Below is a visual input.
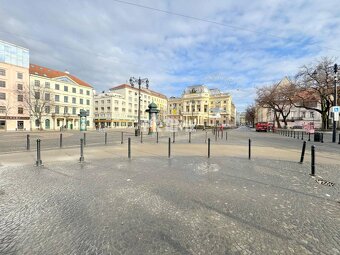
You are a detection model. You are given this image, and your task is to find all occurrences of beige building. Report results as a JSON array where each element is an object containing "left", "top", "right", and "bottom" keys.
[
  {"left": 0, "top": 40, "right": 30, "bottom": 131},
  {"left": 94, "top": 84, "right": 167, "bottom": 128},
  {"left": 168, "top": 85, "right": 236, "bottom": 127},
  {"left": 29, "top": 64, "right": 94, "bottom": 130}
]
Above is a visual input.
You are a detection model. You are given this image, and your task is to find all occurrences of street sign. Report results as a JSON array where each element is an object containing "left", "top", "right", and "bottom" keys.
[{"left": 331, "top": 106, "right": 340, "bottom": 113}]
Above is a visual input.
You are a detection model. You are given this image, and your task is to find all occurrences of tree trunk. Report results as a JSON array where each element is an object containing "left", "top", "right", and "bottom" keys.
[
  {"left": 322, "top": 112, "right": 328, "bottom": 130},
  {"left": 275, "top": 112, "right": 281, "bottom": 128}
]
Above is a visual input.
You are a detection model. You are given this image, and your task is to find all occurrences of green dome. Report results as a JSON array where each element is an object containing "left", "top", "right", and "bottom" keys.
[{"left": 148, "top": 102, "right": 158, "bottom": 108}]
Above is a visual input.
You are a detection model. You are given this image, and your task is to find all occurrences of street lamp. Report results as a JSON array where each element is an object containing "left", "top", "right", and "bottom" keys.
[
  {"left": 332, "top": 64, "right": 338, "bottom": 143},
  {"left": 129, "top": 77, "right": 149, "bottom": 136}
]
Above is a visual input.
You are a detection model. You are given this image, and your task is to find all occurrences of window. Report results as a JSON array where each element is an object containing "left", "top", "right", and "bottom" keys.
[
  {"left": 86, "top": 99, "right": 90, "bottom": 105},
  {"left": 114, "top": 107, "right": 119, "bottom": 111},
  {"left": 310, "top": 112, "right": 314, "bottom": 118},
  {"left": 80, "top": 98, "right": 83, "bottom": 104},
  {"left": 64, "top": 106, "right": 68, "bottom": 114},
  {"left": 95, "top": 107, "right": 98, "bottom": 111},
  {"left": 18, "top": 95, "right": 23, "bottom": 102},
  {"left": 0, "top": 81, "right": 5, "bottom": 87},
  {"left": 18, "top": 107, "right": 23, "bottom": 114},
  {"left": 72, "top": 87, "right": 76, "bottom": 93},
  {"left": 101, "top": 107, "right": 104, "bottom": 111},
  {"left": 64, "top": 86, "right": 68, "bottom": 92},
  {"left": 17, "top": 73, "right": 23, "bottom": 79},
  {"left": 45, "top": 93, "right": 50, "bottom": 101},
  {"left": 17, "top": 84, "right": 23, "bottom": 90},
  {"left": 0, "top": 69, "right": 5, "bottom": 76},
  {"left": 0, "top": 106, "right": 6, "bottom": 113},
  {"left": 107, "top": 100, "right": 111, "bottom": 103},
  {"left": 54, "top": 95, "right": 60, "bottom": 102},
  {"left": 122, "top": 108, "right": 126, "bottom": 112},
  {"left": 64, "top": 96, "right": 68, "bottom": 103},
  {"left": 34, "top": 80, "right": 40, "bottom": 86},
  {"left": 107, "top": 107, "right": 111, "bottom": 110},
  {"left": 86, "top": 90, "right": 90, "bottom": 96},
  {"left": 55, "top": 106, "right": 59, "bottom": 114},
  {"left": 101, "top": 100, "right": 104, "bottom": 104},
  {"left": 72, "top": 97, "right": 76, "bottom": 104},
  {"left": 72, "top": 107, "right": 77, "bottom": 115},
  {"left": 45, "top": 82, "right": 50, "bottom": 88},
  {"left": 45, "top": 106, "right": 50, "bottom": 113},
  {"left": 55, "top": 84, "right": 60, "bottom": 90},
  {"left": 34, "top": 92, "right": 40, "bottom": 99},
  {"left": 80, "top": 89, "right": 83, "bottom": 94},
  {"left": 95, "top": 101, "right": 98, "bottom": 104}
]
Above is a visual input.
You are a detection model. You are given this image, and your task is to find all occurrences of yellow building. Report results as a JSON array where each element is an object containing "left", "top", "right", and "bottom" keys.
[
  {"left": 0, "top": 40, "right": 30, "bottom": 131},
  {"left": 29, "top": 64, "right": 94, "bottom": 130},
  {"left": 168, "top": 85, "right": 236, "bottom": 127},
  {"left": 94, "top": 84, "right": 167, "bottom": 128}
]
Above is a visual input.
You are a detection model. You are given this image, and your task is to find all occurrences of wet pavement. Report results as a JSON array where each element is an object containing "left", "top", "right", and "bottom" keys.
[{"left": 0, "top": 128, "right": 339, "bottom": 255}]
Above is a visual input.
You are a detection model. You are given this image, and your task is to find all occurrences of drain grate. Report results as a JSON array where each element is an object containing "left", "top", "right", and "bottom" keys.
[{"left": 315, "top": 178, "right": 335, "bottom": 187}]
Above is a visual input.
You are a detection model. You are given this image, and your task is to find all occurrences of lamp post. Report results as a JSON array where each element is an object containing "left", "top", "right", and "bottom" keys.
[
  {"left": 129, "top": 77, "right": 149, "bottom": 136},
  {"left": 332, "top": 64, "right": 338, "bottom": 143}
]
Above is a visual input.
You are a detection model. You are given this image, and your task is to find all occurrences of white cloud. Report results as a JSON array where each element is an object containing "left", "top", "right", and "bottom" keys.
[{"left": 0, "top": 0, "right": 339, "bottom": 112}]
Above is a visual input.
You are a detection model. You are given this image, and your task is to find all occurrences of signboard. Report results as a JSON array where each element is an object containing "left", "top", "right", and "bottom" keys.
[
  {"left": 331, "top": 106, "right": 340, "bottom": 113},
  {"left": 304, "top": 122, "right": 315, "bottom": 134}
]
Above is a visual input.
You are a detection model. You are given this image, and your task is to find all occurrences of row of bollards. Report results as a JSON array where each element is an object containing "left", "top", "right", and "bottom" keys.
[
  {"left": 31, "top": 134, "right": 318, "bottom": 177},
  {"left": 279, "top": 129, "right": 325, "bottom": 143}
]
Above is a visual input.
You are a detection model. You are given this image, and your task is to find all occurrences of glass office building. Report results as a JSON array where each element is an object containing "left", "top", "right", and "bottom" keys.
[{"left": 0, "top": 40, "right": 29, "bottom": 68}]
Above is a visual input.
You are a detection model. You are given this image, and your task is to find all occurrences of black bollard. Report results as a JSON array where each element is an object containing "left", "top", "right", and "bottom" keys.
[
  {"left": 189, "top": 132, "right": 191, "bottom": 143},
  {"left": 226, "top": 131, "right": 228, "bottom": 141},
  {"left": 35, "top": 139, "right": 42, "bottom": 166},
  {"left": 156, "top": 132, "right": 159, "bottom": 143},
  {"left": 83, "top": 133, "right": 86, "bottom": 146},
  {"left": 308, "top": 133, "right": 311, "bottom": 141},
  {"left": 168, "top": 137, "right": 171, "bottom": 158},
  {"left": 301, "top": 132, "right": 304, "bottom": 140},
  {"left": 294, "top": 131, "right": 296, "bottom": 138},
  {"left": 321, "top": 133, "right": 324, "bottom": 143},
  {"left": 128, "top": 137, "right": 131, "bottom": 159},
  {"left": 121, "top": 132, "right": 123, "bottom": 144},
  {"left": 173, "top": 132, "right": 175, "bottom": 143},
  {"left": 297, "top": 132, "right": 300, "bottom": 139},
  {"left": 311, "top": 145, "right": 315, "bottom": 176},
  {"left": 299, "top": 141, "right": 306, "bottom": 164},
  {"left": 208, "top": 138, "right": 211, "bottom": 158},
  {"left": 105, "top": 132, "right": 107, "bottom": 145},
  {"left": 26, "top": 134, "right": 30, "bottom": 150},
  {"left": 205, "top": 131, "right": 207, "bottom": 144},
  {"left": 221, "top": 130, "right": 223, "bottom": 139},
  {"left": 248, "top": 139, "right": 251, "bottom": 160},
  {"left": 338, "top": 134, "right": 340, "bottom": 144},
  {"left": 60, "top": 133, "right": 63, "bottom": 148},
  {"left": 215, "top": 128, "right": 217, "bottom": 141},
  {"left": 79, "top": 138, "right": 84, "bottom": 162},
  {"left": 140, "top": 132, "right": 143, "bottom": 143}
]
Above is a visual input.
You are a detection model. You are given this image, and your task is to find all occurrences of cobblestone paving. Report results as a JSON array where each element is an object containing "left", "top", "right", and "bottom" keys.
[{"left": 0, "top": 153, "right": 339, "bottom": 254}]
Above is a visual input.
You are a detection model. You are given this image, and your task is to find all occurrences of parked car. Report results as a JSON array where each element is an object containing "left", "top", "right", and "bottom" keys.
[{"left": 255, "top": 122, "right": 269, "bottom": 132}]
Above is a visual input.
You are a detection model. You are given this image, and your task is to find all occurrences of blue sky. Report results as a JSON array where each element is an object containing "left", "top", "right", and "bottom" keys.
[{"left": 0, "top": 0, "right": 339, "bottom": 111}]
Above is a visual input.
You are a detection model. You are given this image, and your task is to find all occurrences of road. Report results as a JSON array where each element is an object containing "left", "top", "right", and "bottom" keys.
[{"left": 0, "top": 127, "right": 339, "bottom": 254}]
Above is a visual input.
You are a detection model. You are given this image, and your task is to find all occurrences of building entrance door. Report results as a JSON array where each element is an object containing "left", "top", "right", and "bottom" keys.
[{"left": 17, "top": 121, "right": 24, "bottom": 130}]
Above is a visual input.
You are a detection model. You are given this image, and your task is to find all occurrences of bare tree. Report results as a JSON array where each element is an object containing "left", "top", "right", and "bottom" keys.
[
  {"left": 293, "top": 57, "right": 337, "bottom": 129},
  {"left": 24, "top": 83, "right": 54, "bottom": 130},
  {"left": 245, "top": 104, "right": 256, "bottom": 127},
  {"left": 0, "top": 96, "right": 14, "bottom": 131},
  {"left": 255, "top": 79, "right": 295, "bottom": 128}
]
